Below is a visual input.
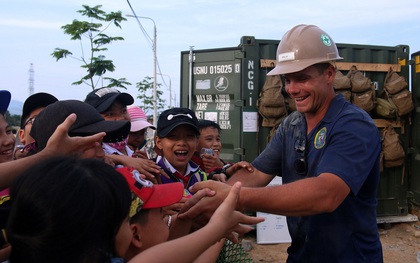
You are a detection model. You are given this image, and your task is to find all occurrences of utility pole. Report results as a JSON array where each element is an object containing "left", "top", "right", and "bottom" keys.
[
  {"left": 126, "top": 14, "right": 157, "bottom": 126},
  {"left": 188, "top": 46, "right": 194, "bottom": 109}
]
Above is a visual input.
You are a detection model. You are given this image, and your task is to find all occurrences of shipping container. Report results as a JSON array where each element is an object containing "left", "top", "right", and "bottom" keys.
[
  {"left": 409, "top": 51, "right": 420, "bottom": 207},
  {"left": 180, "top": 36, "right": 417, "bottom": 218}
]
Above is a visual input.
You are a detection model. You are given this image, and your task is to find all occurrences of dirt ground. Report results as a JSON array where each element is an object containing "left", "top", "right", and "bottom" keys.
[{"left": 243, "top": 206, "right": 420, "bottom": 263}]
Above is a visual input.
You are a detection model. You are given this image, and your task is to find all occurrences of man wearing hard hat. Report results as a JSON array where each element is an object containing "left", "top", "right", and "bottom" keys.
[{"left": 182, "top": 24, "right": 383, "bottom": 262}]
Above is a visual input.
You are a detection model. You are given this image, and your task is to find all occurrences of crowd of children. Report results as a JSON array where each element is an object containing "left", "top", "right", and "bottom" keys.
[{"left": 0, "top": 88, "right": 259, "bottom": 263}]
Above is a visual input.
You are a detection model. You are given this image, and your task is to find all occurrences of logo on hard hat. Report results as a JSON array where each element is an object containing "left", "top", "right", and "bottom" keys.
[{"left": 320, "top": 34, "right": 332, "bottom": 47}]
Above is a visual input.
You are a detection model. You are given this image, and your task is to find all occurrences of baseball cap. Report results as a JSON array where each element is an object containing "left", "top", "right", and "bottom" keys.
[
  {"left": 0, "top": 90, "right": 11, "bottom": 115},
  {"left": 127, "top": 105, "right": 155, "bottom": 132},
  {"left": 30, "top": 100, "right": 130, "bottom": 151},
  {"left": 20, "top": 92, "right": 58, "bottom": 128},
  {"left": 84, "top": 87, "right": 134, "bottom": 113},
  {"left": 116, "top": 166, "right": 184, "bottom": 217},
  {"left": 157, "top": 107, "right": 199, "bottom": 137}
]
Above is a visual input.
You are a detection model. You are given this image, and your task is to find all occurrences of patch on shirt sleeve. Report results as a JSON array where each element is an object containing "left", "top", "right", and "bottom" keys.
[{"left": 314, "top": 127, "right": 327, "bottom": 149}]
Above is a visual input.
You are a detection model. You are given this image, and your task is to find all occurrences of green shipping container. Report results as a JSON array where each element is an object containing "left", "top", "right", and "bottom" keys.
[
  {"left": 180, "top": 36, "right": 415, "bottom": 218},
  {"left": 409, "top": 51, "right": 420, "bottom": 207}
]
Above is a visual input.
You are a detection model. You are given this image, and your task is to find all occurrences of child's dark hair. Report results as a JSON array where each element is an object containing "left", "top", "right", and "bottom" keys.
[
  {"left": 197, "top": 119, "right": 221, "bottom": 133},
  {"left": 6, "top": 156, "right": 131, "bottom": 263},
  {"left": 129, "top": 208, "right": 151, "bottom": 225}
]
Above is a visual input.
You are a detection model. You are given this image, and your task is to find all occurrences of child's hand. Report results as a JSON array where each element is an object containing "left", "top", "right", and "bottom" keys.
[
  {"left": 227, "top": 161, "right": 254, "bottom": 176},
  {"left": 104, "top": 156, "right": 115, "bottom": 167},
  {"left": 208, "top": 182, "right": 264, "bottom": 243},
  {"left": 163, "top": 197, "right": 188, "bottom": 215},
  {"left": 201, "top": 154, "right": 224, "bottom": 172},
  {"left": 45, "top": 113, "right": 105, "bottom": 155},
  {"left": 180, "top": 188, "right": 216, "bottom": 215},
  {"left": 132, "top": 149, "right": 148, "bottom": 159},
  {"left": 211, "top": 173, "right": 227, "bottom": 183}
]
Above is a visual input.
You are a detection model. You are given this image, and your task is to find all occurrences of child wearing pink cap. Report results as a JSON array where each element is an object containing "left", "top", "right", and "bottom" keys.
[{"left": 126, "top": 105, "right": 155, "bottom": 158}]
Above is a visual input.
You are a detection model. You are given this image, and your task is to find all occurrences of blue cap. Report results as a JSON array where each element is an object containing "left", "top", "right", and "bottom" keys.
[{"left": 0, "top": 90, "right": 11, "bottom": 115}]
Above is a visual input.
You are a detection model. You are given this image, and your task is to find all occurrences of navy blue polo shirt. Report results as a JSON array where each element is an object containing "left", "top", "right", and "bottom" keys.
[{"left": 253, "top": 94, "right": 383, "bottom": 262}]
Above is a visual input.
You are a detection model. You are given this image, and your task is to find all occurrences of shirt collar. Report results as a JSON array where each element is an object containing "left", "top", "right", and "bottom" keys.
[
  {"left": 163, "top": 157, "right": 199, "bottom": 176},
  {"left": 320, "top": 93, "right": 347, "bottom": 124}
]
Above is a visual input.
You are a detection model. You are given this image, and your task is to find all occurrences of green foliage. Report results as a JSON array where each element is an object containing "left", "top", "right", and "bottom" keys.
[
  {"left": 51, "top": 5, "right": 130, "bottom": 90},
  {"left": 136, "top": 76, "right": 166, "bottom": 116},
  {"left": 105, "top": 77, "right": 131, "bottom": 89}
]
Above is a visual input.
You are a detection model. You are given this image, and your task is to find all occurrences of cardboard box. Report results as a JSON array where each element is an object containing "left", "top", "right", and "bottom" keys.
[{"left": 256, "top": 177, "right": 291, "bottom": 244}]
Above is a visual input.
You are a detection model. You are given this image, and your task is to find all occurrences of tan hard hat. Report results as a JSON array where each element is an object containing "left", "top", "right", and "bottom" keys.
[{"left": 267, "top": 24, "right": 343, "bottom": 76}]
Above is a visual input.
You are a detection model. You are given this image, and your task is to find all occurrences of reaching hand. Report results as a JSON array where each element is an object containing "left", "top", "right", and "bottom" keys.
[
  {"left": 227, "top": 161, "right": 254, "bottom": 175},
  {"left": 211, "top": 173, "right": 227, "bottom": 182},
  {"left": 109, "top": 155, "right": 162, "bottom": 183},
  {"left": 132, "top": 149, "right": 149, "bottom": 159},
  {"left": 178, "top": 180, "right": 231, "bottom": 222},
  {"left": 44, "top": 114, "right": 105, "bottom": 156},
  {"left": 163, "top": 197, "right": 188, "bottom": 216},
  {"left": 201, "top": 154, "right": 224, "bottom": 172},
  {"left": 208, "top": 182, "right": 264, "bottom": 243}
]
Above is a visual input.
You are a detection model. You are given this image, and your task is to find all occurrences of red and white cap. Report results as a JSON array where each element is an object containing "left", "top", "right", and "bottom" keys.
[
  {"left": 127, "top": 105, "right": 156, "bottom": 132},
  {"left": 116, "top": 166, "right": 183, "bottom": 217}
]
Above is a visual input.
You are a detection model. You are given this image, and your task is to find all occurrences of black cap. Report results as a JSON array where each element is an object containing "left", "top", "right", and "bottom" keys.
[
  {"left": 157, "top": 108, "right": 199, "bottom": 137},
  {"left": 30, "top": 100, "right": 130, "bottom": 151},
  {"left": 20, "top": 92, "right": 58, "bottom": 128},
  {"left": 84, "top": 87, "right": 134, "bottom": 113},
  {"left": 0, "top": 90, "right": 11, "bottom": 115}
]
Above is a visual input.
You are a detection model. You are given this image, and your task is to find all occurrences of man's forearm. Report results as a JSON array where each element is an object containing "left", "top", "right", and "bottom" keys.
[{"left": 227, "top": 168, "right": 273, "bottom": 187}]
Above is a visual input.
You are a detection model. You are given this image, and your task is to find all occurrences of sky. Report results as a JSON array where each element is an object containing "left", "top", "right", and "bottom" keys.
[{"left": 1, "top": 0, "right": 420, "bottom": 113}]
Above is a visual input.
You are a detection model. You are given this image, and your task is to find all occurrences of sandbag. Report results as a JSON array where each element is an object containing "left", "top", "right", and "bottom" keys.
[
  {"left": 352, "top": 88, "right": 375, "bottom": 113},
  {"left": 334, "top": 70, "right": 351, "bottom": 90},
  {"left": 335, "top": 89, "right": 351, "bottom": 101},
  {"left": 384, "top": 67, "right": 408, "bottom": 95},
  {"left": 258, "top": 75, "right": 284, "bottom": 107},
  {"left": 382, "top": 126, "right": 405, "bottom": 168},
  {"left": 258, "top": 75, "right": 287, "bottom": 127},
  {"left": 374, "top": 98, "right": 396, "bottom": 119},
  {"left": 389, "top": 89, "right": 414, "bottom": 117},
  {"left": 348, "top": 66, "right": 372, "bottom": 93}
]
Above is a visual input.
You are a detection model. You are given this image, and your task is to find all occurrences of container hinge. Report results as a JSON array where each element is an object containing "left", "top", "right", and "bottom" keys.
[
  {"left": 234, "top": 50, "right": 245, "bottom": 59},
  {"left": 234, "top": 99, "right": 245, "bottom": 107},
  {"left": 240, "top": 36, "right": 256, "bottom": 46}
]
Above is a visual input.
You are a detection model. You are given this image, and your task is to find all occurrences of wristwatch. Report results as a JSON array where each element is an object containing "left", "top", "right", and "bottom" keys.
[{"left": 220, "top": 163, "right": 233, "bottom": 177}]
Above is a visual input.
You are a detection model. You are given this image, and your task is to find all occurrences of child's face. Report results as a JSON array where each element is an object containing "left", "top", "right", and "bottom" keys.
[
  {"left": 135, "top": 208, "right": 169, "bottom": 252},
  {"left": 197, "top": 127, "right": 221, "bottom": 157},
  {"left": 101, "top": 101, "right": 129, "bottom": 121},
  {"left": 18, "top": 107, "right": 44, "bottom": 145},
  {"left": 156, "top": 125, "right": 198, "bottom": 174},
  {"left": 79, "top": 141, "right": 105, "bottom": 160},
  {"left": 128, "top": 129, "right": 146, "bottom": 149},
  {"left": 0, "top": 114, "right": 15, "bottom": 163}
]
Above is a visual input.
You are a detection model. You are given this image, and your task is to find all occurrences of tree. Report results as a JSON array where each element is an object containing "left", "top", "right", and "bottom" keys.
[
  {"left": 4, "top": 111, "right": 21, "bottom": 130},
  {"left": 136, "top": 76, "right": 166, "bottom": 116},
  {"left": 51, "top": 5, "right": 130, "bottom": 90}
]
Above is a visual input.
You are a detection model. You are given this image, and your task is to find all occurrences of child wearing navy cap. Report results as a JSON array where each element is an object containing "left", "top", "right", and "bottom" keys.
[{"left": 154, "top": 108, "right": 207, "bottom": 212}]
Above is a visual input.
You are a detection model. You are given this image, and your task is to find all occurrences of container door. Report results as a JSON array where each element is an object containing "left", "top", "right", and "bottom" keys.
[{"left": 180, "top": 48, "right": 244, "bottom": 163}]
